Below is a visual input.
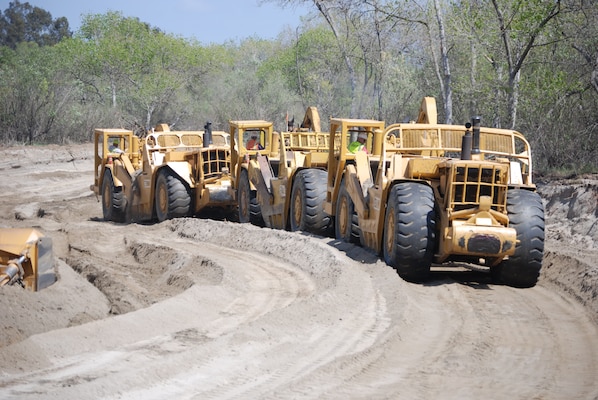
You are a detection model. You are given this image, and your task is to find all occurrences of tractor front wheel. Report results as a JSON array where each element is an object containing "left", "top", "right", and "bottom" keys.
[
  {"left": 155, "top": 169, "right": 191, "bottom": 222},
  {"left": 289, "top": 169, "right": 330, "bottom": 235},
  {"left": 237, "top": 169, "right": 263, "bottom": 225},
  {"left": 383, "top": 182, "right": 436, "bottom": 282},
  {"left": 491, "top": 189, "right": 545, "bottom": 288},
  {"left": 101, "top": 170, "right": 126, "bottom": 222},
  {"left": 335, "top": 179, "right": 359, "bottom": 243}
]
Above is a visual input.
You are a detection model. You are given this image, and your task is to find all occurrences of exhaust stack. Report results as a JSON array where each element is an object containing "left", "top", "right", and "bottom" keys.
[
  {"left": 461, "top": 122, "right": 472, "bottom": 160},
  {"left": 203, "top": 121, "right": 213, "bottom": 147},
  {"left": 471, "top": 116, "right": 481, "bottom": 155}
]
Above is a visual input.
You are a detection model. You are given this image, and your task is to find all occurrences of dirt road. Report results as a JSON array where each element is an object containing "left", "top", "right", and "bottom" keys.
[{"left": 1, "top": 144, "right": 597, "bottom": 399}]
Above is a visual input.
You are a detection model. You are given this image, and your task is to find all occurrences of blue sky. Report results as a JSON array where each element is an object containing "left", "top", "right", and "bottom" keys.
[{"left": 7, "top": 0, "right": 313, "bottom": 44}]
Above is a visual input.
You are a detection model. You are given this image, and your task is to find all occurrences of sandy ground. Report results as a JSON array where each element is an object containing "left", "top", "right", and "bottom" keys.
[{"left": 0, "top": 143, "right": 597, "bottom": 399}]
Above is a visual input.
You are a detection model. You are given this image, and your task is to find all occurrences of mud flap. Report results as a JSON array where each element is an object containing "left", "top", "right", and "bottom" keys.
[
  {"left": 249, "top": 154, "right": 274, "bottom": 205},
  {"left": 344, "top": 151, "right": 373, "bottom": 219}
]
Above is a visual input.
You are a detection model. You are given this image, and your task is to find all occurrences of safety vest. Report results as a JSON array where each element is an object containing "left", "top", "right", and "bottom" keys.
[{"left": 348, "top": 141, "right": 365, "bottom": 153}]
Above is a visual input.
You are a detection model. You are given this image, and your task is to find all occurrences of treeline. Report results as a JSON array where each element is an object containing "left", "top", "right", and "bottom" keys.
[{"left": 0, "top": 0, "right": 597, "bottom": 174}]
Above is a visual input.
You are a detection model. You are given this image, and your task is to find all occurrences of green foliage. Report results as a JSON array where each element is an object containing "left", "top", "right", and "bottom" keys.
[
  {"left": 0, "top": 41, "right": 75, "bottom": 143},
  {"left": 260, "top": 26, "right": 345, "bottom": 118},
  {"left": 0, "top": 0, "right": 71, "bottom": 49},
  {"left": 0, "top": 2, "right": 596, "bottom": 173},
  {"left": 379, "top": 52, "right": 427, "bottom": 123},
  {"left": 65, "top": 12, "right": 211, "bottom": 131}
]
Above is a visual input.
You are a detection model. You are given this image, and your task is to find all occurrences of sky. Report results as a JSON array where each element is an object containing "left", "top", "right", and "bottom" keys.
[{"left": 5, "top": 0, "right": 313, "bottom": 44}]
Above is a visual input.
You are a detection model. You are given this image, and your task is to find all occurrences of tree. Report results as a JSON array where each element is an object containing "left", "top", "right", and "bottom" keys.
[
  {"left": 0, "top": 0, "right": 71, "bottom": 49},
  {"left": 266, "top": 26, "right": 348, "bottom": 119},
  {"left": 0, "top": 42, "right": 72, "bottom": 143},
  {"left": 523, "top": 0, "right": 598, "bottom": 172},
  {"left": 432, "top": 0, "right": 452, "bottom": 123},
  {"left": 564, "top": 0, "right": 598, "bottom": 96},
  {"left": 311, "top": 0, "right": 361, "bottom": 116},
  {"left": 461, "top": 0, "right": 561, "bottom": 128},
  {"left": 66, "top": 12, "right": 203, "bottom": 130},
  {"left": 362, "top": 0, "right": 453, "bottom": 123}
]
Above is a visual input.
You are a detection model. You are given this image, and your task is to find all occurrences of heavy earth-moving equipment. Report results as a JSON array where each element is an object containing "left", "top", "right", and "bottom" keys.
[
  {"left": 228, "top": 120, "right": 278, "bottom": 225},
  {"left": 231, "top": 106, "right": 327, "bottom": 228},
  {"left": 0, "top": 228, "right": 54, "bottom": 291},
  {"left": 299, "top": 106, "right": 322, "bottom": 132},
  {"left": 324, "top": 97, "right": 544, "bottom": 287},
  {"left": 91, "top": 123, "right": 235, "bottom": 222},
  {"left": 243, "top": 107, "right": 335, "bottom": 235}
]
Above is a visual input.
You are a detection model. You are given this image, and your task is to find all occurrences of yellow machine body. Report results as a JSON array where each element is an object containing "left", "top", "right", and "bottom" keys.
[{"left": 0, "top": 228, "right": 54, "bottom": 291}]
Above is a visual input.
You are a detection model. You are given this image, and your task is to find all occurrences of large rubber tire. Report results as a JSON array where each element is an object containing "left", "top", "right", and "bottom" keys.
[
  {"left": 491, "top": 189, "right": 545, "bottom": 288},
  {"left": 249, "top": 193, "right": 264, "bottom": 226},
  {"left": 237, "top": 170, "right": 263, "bottom": 225},
  {"left": 383, "top": 182, "right": 436, "bottom": 283},
  {"left": 335, "top": 179, "right": 360, "bottom": 244},
  {"left": 154, "top": 169, "right": 191, "bottom": 222},
  {"left": 101, "top": 170, "right": 126, "bottom": 222},
  {"left": 289, "top": 169, "right": 330, "bottom": 236}
]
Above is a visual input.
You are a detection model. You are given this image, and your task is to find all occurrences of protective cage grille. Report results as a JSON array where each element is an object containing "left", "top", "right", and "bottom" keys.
[
  {"left": 201, "top": 149, "right": 231, "bottom": 179},
  {"left": 448, "top": 163, "right": 509, "bottom": 212}
]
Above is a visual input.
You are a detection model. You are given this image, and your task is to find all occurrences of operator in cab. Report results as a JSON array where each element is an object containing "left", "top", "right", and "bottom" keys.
[
  {"left": 246, "top": 134, "right": 264, "bottom": 150},
  {"left": 109, "top": 140, "right": 124, "bottom": 154},
  {"left": 348, "top": 132, "right": 368, "bottom": 153}
]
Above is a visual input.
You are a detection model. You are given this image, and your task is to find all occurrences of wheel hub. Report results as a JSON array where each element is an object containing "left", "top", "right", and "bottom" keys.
[
  {"left": 385, "top": 211, "right": 395, "bottom": 255},
  {"left": 293, "top": 192, "right": 302, "bottom": 226},
  {"left": 158, "top": 184, "right": 167, "bottom": 214}
]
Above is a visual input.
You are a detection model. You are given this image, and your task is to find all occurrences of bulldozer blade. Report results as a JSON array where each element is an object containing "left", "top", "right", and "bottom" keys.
[{"left": 0, "top": 228, "right": 55, "bottom": 291}]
